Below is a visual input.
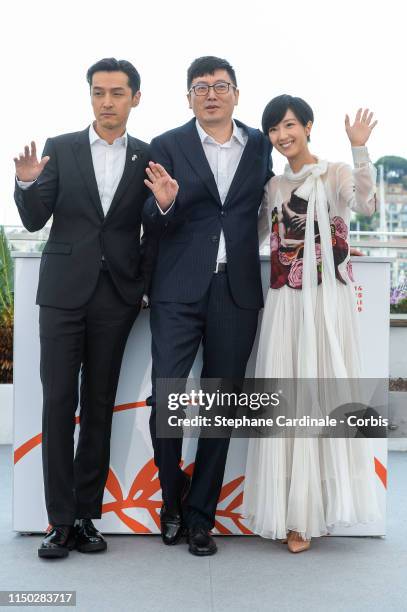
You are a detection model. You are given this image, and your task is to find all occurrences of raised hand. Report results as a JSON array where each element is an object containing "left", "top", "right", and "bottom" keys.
[
  {"left": 345, "top": 109, "right": 378, "bottom": 147},
  {"left": 144, "top": 162, "right": 179, "bottom": 210},
  {"left": 13, "top": 141, "right": 50, "bottom": 182}
]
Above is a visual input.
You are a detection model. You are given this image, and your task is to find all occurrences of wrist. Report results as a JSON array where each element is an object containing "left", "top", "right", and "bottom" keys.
[
  {"left": 157, "top": 204, "right": 171, "bottom": 213},
  {"left": 156, "top": 198, "right": 172, "bottom": 210},
  {"left": 17, "top": 174, "right": 38, "bottom": 182},
  {"left": 351, "top": 146, "right": 370, "bottom": 166}
]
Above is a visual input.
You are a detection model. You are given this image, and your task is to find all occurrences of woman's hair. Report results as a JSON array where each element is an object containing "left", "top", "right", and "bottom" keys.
[{"left": 262, "top": 94, "right": 314, "bottom": 141}]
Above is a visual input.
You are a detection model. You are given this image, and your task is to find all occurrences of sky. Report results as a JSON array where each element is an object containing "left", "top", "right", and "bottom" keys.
[{"left": 1, "top": 0, "right": 405, "bottom": 226}]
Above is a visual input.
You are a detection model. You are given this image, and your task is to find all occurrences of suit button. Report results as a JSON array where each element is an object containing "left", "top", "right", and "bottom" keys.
[
  {"left": 220, "top": 211, "right": 226, "bottom": 217},
  {"left": 211, "top": 235, "right": 218, "bottom": 243}
]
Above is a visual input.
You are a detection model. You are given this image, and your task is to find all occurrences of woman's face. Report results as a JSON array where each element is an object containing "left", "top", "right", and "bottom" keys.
[{"left": 268, "top": 109, "right": 312, "bottom": 159}]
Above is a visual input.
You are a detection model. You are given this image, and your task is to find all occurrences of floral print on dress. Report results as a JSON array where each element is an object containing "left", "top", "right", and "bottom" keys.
[
  {"left": 347, "top": 261, "right": 354, "bottom": 282},
  {"left": 270, "top": 192, "right": 350, "bottom": 290}
]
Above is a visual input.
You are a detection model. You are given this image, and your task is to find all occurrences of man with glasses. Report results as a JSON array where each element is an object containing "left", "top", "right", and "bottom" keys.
[{"left": 143, "top": 56, "right": 272, "bottom": 556}]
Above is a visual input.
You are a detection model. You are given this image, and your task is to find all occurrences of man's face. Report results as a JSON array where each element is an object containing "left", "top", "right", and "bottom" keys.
[
  {"left": 91, "top": 71, "right": 140, "bottom": 132},
  {"left": 187, "top": 69, "right": 239, "bottom": 127}
]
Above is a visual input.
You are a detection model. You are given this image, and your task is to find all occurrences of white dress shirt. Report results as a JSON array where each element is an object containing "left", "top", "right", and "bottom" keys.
[
  {"left": 157, "top": 119, "right": 247, "bottom": 265},
  {"left": 195, "top": 119, "right": 247, "bottom": 264},
  {"left": 17, "top": 124, "right": 150, "bottom": 305},
  {"left": 89, "top": 123, "right": 127, "bottom": 216},
  {"left": 18, "top": 124, "right": 128, "bottom": 218}
]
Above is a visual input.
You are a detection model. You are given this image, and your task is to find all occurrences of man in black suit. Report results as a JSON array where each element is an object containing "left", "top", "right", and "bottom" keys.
[
  {"left": 143, "top": 56, "right": 272, "bottom": 556},
  {"left": 13, "top": 58, "right": 155, "bottom": 559}
]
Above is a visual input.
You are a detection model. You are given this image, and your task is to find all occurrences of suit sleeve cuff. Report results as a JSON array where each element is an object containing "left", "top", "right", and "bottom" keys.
[
  {"left": 16, "top": 177, "right": 36, "bottom": 190},
  {"left": 156, "top": 199, "right": 175, "bottom": 215}
]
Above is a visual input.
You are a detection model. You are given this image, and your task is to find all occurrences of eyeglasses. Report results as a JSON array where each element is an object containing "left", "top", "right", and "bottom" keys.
[{"left": 189, "top": 82, "right": 236, "bottom": 96}]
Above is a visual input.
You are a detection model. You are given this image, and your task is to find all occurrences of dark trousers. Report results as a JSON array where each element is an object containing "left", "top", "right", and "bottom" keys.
[
  {"left": 39, "top": 271, "right": 139, "bottom": 525},
  {"left": 150, "top": 271, "right": 259, "bottom": 529}
]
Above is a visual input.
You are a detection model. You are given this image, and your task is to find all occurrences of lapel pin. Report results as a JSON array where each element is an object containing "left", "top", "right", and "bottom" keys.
[{"left": 132, "top": 154, "right": 138, "bottom": 161}]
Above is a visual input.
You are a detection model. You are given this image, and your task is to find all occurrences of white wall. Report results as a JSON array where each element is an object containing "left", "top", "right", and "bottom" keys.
[
  {"left": 390, "top": 326, "right": 407, "bottom": 379},
  {"left": 0, "top": 384, "right": 13, "bottom": 444}
]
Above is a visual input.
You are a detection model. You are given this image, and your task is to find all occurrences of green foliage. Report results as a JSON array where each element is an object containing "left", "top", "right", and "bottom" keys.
[
  {"left": 0, "top": 227, "right": 13, "bottom": 322},
  {"left": 0, "top": 227, "right": 14, "bottom": 383},
  {"left": 350, "top": 211, "right": 380, "bottom": 232},
  {"left": 374, "top": 156, "right": 407, "bottom": 178},
  {"left": 391, "top": 297, "right": 407, "bottom": 314}
]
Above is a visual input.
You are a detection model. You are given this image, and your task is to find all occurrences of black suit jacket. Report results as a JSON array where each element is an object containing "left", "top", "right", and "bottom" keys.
[
  {"left": 142, "top": 118, "right": 272, "bottom": 309},
  {"left": 14, "top": 127, "right": 156, "bottom": 309}
]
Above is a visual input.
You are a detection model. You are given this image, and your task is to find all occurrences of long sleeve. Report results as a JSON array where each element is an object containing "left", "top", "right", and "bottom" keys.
[
  {"left": 139, "top": 225, "right": 158, "bottom": 296},
  {"left": 142, "top": 136, "right": 178, "bottom": 234},
  {"left": 258, "top": 176, "right": 280, "bottom": 250},
  {"left": 336, "top": 146, "right": 377, "bottom": 216},
  {"left": 16, "top": 178, "right": 36, "bottom": 189},
  {"left": 14, "top": 138, "right": 58, "bottom": 232},
  {"left": 258, "top": 189, "right": 270, "bottom": 250}
]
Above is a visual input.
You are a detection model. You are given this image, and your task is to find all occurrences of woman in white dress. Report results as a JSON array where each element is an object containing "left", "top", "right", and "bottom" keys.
[{"left": 242, "top": 95, "right": 381, "bottom": 552}]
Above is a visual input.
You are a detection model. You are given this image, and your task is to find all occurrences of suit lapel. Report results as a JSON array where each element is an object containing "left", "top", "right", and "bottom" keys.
[
  {"left": 72, "top": 128, "right": 104, "bottom": 220},
  {"left": 176, "top": 120, "right": 222, "bottom": 206},
  {"left": 223, "top": 123, "right": 260, "bottom": 208},
  {"left": 105, "top": 136, "right": 143, "bottom": 220}
]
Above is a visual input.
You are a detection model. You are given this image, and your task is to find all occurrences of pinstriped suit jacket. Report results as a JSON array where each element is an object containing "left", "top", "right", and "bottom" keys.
[{"left": 143, "top": 118, "right": 272, "bottom": 309}]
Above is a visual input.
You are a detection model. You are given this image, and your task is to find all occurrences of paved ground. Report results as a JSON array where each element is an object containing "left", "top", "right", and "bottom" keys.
[{"left": 0, "top": 445, "right": 406, "bottom": 612}]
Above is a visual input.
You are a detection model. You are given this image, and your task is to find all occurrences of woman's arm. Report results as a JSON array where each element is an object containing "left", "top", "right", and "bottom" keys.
[
  {"left": 336, "top": 150, "right": 377, "bottom": 216},
  {"left": 258, "top": 178, "right": 275, "bottom": 249},
  {"left": 337, "top": 108, "right": 378, "bottom": 216}
]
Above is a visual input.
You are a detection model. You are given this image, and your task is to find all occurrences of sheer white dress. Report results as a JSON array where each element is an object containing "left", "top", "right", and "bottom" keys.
[{"left": 242, "top": 147, "right": 382, "bottom": 540}]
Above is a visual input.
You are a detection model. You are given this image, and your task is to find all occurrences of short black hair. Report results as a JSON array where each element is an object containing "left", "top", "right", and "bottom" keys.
[
  {"left": 187, "top": 56, "right": 237, "bottom": 90},
  {"left": 86, "top": 58, "right": 141, "bottom": 96},
  {"left": 262, "top": 94, "right": 314, "bottom": 141}
]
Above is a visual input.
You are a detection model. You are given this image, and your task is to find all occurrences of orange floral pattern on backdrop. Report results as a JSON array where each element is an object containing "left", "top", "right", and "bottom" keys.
[{"left": 14, "top": 399, "right": 387, "bottom": 533}]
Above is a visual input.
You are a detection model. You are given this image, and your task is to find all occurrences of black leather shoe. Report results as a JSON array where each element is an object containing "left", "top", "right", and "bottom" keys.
[
  {"left": 74, "top": 519, "right": 107, "bottom": 553},
  {"left": 187, "top": 527, "right": 217, "bottom": 556},
  {"left": 160, "top": 473, "right": 191, "bottom": 546},
  {"left": 38, "top": 525, "right": 75, "bottom": 559},
  {"left": 160, "top": 507, "right": 184, "bottom": 546}
]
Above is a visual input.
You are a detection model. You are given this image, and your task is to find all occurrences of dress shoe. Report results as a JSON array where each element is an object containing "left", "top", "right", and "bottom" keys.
[
  {"left": 187, "top": 527, "right": 217, "bottom": 556},
  {"left": 160, "top": 507, "right": 184, "bottom": 546},
  {"left": 74, "top": 519, "right": 107, "bottom": 553},
  {"left": 160, "top": 473, "right": 191, "bottom": 546},
  {"left": 38, "top": 525, "right": 75, "bottom": 559},
  {"left": 287, "top": 531, "right": 311, "bottom": 553}
]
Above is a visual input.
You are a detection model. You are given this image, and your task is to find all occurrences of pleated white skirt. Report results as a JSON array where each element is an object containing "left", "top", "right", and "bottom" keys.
[{"left": 242, "top": 283, "right": 381, "bottom": 540}]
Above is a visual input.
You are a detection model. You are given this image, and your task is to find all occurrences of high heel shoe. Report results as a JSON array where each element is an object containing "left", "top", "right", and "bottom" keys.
[{"left": 287, "top": 531, "right": 311, "bottom": 553}]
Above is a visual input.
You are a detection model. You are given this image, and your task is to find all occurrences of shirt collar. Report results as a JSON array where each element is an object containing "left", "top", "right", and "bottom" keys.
[
  {"left": 89, "top": 122, "right": 128, "bottom": 147},
  {"left": 195, "top": 119, "right": 246, "bottom": 147}
]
